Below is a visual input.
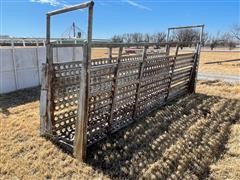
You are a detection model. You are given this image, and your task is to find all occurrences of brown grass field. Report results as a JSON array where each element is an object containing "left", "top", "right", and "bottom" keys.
[
  {"left": 199, "top": 51, "right": 240, "bottom": 76},
  {"left": 0, "top": 80, "right": 239, "bottom": 179},
  {"left": 0, "top": 50, "right": 240, "bottom": 179}
]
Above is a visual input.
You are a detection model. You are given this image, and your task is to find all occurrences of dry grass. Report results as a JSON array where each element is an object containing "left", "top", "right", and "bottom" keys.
[
  {"left": 0, "top": 81, "right": 239, "bottom": 179},
  {"left": 199, "top": 51, "right": 240, "bottom": 76},
  {"left": 0, "top": 88, "right": 106, "bottom": 179},
  {"left": 209, "top": 124, "right": 240, "bottom": 179}
]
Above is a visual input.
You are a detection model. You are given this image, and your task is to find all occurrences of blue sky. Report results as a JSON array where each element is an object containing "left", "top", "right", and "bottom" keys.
[{"left": 0, "top": 0, "right": 239, "bottom": 38}]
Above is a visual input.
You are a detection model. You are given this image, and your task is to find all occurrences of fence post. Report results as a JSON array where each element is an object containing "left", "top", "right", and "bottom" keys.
[
  {"left": 40, "top": 14, "right": 53, "bottom": 136},
  {"left": 35, "top": 40, "right": 41, "bottom": 84},
  {"left": 73, "top": 1, "right": 94, "bottom": 161},
  {"left": 40, "top": 63, "right": 49, "bottom": 135},
  {"left": 133, "top": 46, "right": 147, "bottom": 119},
  {"left": 188, "top": 43, "right": 200, "bottom": 93},
  {"left": 108, "top": 47, "right": 112, "bottom": 59},
  {"left": 11, "top": 39, "right": 19, "bottom": 90},
  {"left": 73, "top": 44, "right": 88, "bottom": 161}
]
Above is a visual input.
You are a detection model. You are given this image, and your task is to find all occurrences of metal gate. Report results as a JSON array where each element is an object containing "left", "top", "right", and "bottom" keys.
[{"left": 40, "top": 1, "right": 204, "bottom": 161}]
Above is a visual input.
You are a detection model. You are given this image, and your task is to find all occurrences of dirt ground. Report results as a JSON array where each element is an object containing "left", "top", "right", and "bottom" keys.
[{"left": 0, "top": 81, "right": 239, "bottom": 179}]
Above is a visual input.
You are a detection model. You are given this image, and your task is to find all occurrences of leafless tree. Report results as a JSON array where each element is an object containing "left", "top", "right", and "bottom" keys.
[
  {"left": 151, "top": 32, "right": 166, "bottom": 43},
  {"left": 201, "top": 32, "right": 209, "bottom": 46},
  {"left": 111, "top": 35, "right": 123, "bottom": 42},
  {"left": 231, "top": 24, "right": 240, "bottom": 40},
  {"left": 123, "top": 33, "right": 132, "bottom": 43},
  {"left": 144, "top": 33, "right": 151, "bottom": 42},
  {"left": 131, "top": 33, "right": 143, "bottom": 43},
  {"left": 172, "top": 29, "right": 199, "bottom": 49}
]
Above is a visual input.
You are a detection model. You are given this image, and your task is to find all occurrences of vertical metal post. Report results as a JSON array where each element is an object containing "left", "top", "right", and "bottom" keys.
[
  {"left": 46, "top": 15, "right": 51, "bottom": 64},
  {"left": 133, "top": 46, "right": 147, "bottom": 119},
  {"left": 108, "top": 46, "right": 123, "bottom": 131},
  {"left": 35, "top": 40, "right": 41, "bottom": 84},
  {"left": 11, "top": 39, "right": 18, "bottom": 90},
  {"left": 73, "top": 1, "right": 94, "bottom": 161},
  {"left": 73, "top": 43, "right": 88, "bottom": 161},
  {"left": 188, "top": 25, "right": 204, "bottom": 93},
  {"left": 165, "top": 45, "right": 179, "bottom": 101},
  {"left": 108, "top": 47, "right": 112, "bottom": 59},
  {"left": 40, "top": 14, "right": 53, "bottom": 135},
  {"left": 166, "top": 28, "right": 171, "bottom": 55}
]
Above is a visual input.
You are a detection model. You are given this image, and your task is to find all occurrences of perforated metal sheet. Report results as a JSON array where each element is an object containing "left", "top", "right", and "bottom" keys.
[
  {"left": 51, "top": 61, "right": 82, "bottom": 143},
  {"left": 48, "top": 51, "right": 195, "bottom": 147}
]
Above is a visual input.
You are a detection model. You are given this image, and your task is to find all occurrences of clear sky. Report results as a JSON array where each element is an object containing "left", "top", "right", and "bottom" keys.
[{"left": 0, "top": 0, "right": 239, "bottom": 39}]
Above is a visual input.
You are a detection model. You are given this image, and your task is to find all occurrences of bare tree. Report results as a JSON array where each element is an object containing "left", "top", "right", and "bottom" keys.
[
  {"left": 231, "top": 24, "right": 240, "bottom": 40},
  {"left": 144, "top": 33, "right": 151, "bottom": 42},
  {"left": 172, "top": 29, "right": 199, "bottom": 49},
  {"left": 208, "top": 34, "right": 219, "bottom": 50},
  {"left": 151, "top": 32, "right": 166, "bottom": 43},
  {"left": 201, "top": 32, "right": 209, "bottom": 46},
  {"left": 123, "top": 33, "right": 132, "bottom": 43},
  {"left": 111, "top": 35, "right": 123, "bottom": 42},
  {"left": 131, "top": 33, "right": 143, "bottom": 43},
  {"left": 221, "top": 32, "right": 237, "bottom": 50}
]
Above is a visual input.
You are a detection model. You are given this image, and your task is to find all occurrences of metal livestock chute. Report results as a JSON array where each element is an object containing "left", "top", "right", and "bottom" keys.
[{"left": 39, "top": 0, "right": 204, "bottom": 161}]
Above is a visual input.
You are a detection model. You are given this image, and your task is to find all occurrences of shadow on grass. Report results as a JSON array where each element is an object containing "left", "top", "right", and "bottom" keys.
[
  {"left": 1, "top": 85, "right": 239, "bottom": 179},
  {"left": 86, "top": 93, "right": 240, "bottom": 179},
  {"left": 0, "top": 86, "right": 40, "bottom": 116}
]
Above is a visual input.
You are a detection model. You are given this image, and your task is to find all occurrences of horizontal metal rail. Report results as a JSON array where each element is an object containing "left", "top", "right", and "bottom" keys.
[
  {"left": 47, "top": 1, "right": 94, "bottom": 16},
  {"left": 168, "top": 24, "right": 204, "bottom": 30},
  {"left": 51, "top": 41, "right": 202, "bottom": 48}
]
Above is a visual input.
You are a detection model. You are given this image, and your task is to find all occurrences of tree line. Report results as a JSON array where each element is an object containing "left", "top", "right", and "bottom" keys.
[{"left": 111, "top": 25, "right": 240, "bottom": 50}]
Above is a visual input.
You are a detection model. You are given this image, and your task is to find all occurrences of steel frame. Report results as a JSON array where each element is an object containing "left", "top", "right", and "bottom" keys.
[{"left": 40, "top": 1, "right": 204, "bottom": 162}]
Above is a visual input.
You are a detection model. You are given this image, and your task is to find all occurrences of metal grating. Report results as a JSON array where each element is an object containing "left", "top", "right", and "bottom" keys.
[{"left": 46, "top": 49, "right": 196, "bottom": 149}]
